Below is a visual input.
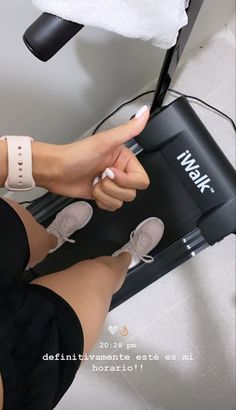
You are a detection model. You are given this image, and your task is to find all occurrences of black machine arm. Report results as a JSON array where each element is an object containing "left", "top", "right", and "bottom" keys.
[
  {"left": 23, "top": 13, "right": 84, "bottom": 62},
  {"left": 23, "top": 1, "right": 205, "bottom": 114},
  {"left": 23, "top": 1, "right": 204, "bottom": 80}
]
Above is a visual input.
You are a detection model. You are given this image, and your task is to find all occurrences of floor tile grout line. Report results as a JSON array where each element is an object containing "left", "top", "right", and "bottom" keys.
[
  {"left": 108, "top": 258, "right": 235, "bottom": 356},
  {"left": 107, "top": 282, "right": 234, "bottom": 375},
  {"left": 172, "top": 76, "right": 235, "bottom": 107},
  {"left": 199, "top": 77, "right": 235, "bottom": 103},
  {"left": 167, "top": 287, "right": 236, "bottom": 373},
  {"left": 160, "top": 366, "right": 220, "bottom": 409},
  {"left": 188, "top": 91, "right": 236, "bottom": 126},
  {"left": 211, "top": 366, "right": 236, "bottom": 388},
  {"left": 110, "top": 360, "right": 152, "bottom": 410},
  {"left": 172, "top": 36, "right": 235, "bottom": 103},
  {"left": 108, "top": 297, "right": 190, "bottom": 356},
  {"left": 167, "top": 309, "right": 217, "bottom": 372}
]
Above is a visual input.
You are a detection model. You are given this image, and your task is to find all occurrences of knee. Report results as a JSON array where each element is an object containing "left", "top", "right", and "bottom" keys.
[
  {"left": 80, "top": 259, "right": 114, "bottom": 278},
  {"left": 78, "top": 259, "right": 125, "bottom": 291},
  {"left": 90, "top": 259, "right": 127, "bottom": 294}
]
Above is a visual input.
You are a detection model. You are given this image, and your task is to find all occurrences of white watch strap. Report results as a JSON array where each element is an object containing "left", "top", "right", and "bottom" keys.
[{"left": 0, "top": 135, "right": 36, "bottom": 191}]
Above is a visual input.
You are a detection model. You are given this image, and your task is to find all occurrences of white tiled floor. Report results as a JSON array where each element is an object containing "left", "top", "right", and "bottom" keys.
[{"left": 57, "top": 23, "right": 235, "bottom": 410}]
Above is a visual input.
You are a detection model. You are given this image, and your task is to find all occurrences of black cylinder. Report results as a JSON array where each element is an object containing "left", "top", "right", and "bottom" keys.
[{"left": 23, "top": 13, "right": 84, "bottom": 62}]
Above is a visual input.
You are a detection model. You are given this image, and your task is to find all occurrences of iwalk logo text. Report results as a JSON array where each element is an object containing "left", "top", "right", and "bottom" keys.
[{"left": 177, "top": 150, "right": 215, "bottom": 194}]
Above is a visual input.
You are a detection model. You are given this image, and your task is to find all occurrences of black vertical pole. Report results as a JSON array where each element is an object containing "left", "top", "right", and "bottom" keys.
[{"left": 150, "top": 0, "right": 205, "bottom": 113}]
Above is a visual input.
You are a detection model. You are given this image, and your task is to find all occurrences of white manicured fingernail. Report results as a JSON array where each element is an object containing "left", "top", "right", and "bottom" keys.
[
  {"left": 93, "top": 176, "right": 100, "bottom": 186},
  {"left": 105, "top": 168, "right": 115, "bottom": 180},
  {"left": 102, "top": 171, "right": 107, "bottom": 180},
  {"left": 135, "top": 105, "right": 148, "bottom": 119}
]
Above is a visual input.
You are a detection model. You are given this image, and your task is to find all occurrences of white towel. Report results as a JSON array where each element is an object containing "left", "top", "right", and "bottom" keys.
[{"left": 32, "top": 0, "right": 188, "bottom": 49}]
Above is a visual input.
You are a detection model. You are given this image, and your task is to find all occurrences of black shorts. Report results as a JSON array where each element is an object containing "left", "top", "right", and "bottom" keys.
[{"left": 0, "top": 198, "right": 84, "bottom": 410}]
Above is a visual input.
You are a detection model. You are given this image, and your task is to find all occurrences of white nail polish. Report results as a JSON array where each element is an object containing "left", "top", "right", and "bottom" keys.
[
  {"left": 93, "top": 176, "right": 100, "bottom": 186},
  {"left": 102, "top": 171, "right": 107, "bottom": 180},
  {"left": 105, "top": 168, "right": 115, "bottom": 180},
  {"left": 135, "top": 105, "right": 148, "bottom": 119}
]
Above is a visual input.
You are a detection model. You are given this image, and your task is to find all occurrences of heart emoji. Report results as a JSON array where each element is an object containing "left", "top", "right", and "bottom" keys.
[
  {"left": 108, "top": 325, "right": 118, "bottom": 335},
  {"left": 120, "top": 326, "right": 129, "bottom": 337}
]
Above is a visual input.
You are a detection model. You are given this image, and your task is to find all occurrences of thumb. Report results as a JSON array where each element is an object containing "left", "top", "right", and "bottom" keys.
[{"left": 97, "top": 105, "right": 150, "bottom": 148}]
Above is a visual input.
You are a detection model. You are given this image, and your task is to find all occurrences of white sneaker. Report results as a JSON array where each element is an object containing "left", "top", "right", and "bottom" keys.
[
  {"left": 113, "top": 217, "right": 164, "bottom": 269},
  {"left": 47, "top": 201, "right": 93, "bottom": 253}
]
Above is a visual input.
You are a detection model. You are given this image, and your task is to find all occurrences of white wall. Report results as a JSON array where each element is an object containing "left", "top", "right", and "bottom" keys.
[{"left": 0, "top": 0, "right": 235, "bottom": 145}]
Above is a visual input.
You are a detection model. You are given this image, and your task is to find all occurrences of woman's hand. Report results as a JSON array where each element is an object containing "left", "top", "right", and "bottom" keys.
[{"left": 32, "top": 106, "right": 150, "bottom": 211}]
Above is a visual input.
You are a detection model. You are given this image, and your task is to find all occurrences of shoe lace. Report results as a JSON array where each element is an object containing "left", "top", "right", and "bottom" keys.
[
  {"left": 130, "top": 230, "right": 154, "bottom": 264},
  {"left": 55, "top": 218, "right": 76, "bottom": 244}
]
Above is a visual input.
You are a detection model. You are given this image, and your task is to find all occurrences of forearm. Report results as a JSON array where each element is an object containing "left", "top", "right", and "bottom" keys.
[{"left": 0, "top": 139, "right": 63, "bottom": 189}]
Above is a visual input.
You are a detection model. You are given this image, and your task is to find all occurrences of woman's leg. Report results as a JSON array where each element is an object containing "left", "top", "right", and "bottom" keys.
[
  {"left": 2, "top": 197, "right": 57, "bottom": 267},
  {"left": 30, "top": 253, "right": 131, "bottom": 353},
  {"left": 3, "top": 198, "right": 162, "bottom": 356},
  {"left": 3, "top": 197, "right": 131, "bottom": 353}
]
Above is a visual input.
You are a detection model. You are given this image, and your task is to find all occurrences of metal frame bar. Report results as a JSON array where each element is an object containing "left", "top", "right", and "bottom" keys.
[{"left": 151, "top": 0, "right": 205, "bottom": 113}]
